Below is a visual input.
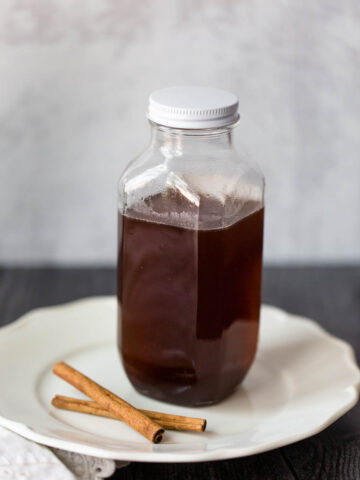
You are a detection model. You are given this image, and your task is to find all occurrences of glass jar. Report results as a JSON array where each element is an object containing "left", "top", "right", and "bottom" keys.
[{"left": 117, "top": 87, "right": 265, "bottom": 406}]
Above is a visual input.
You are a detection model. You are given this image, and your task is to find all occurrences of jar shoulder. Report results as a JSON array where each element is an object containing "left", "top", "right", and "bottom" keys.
[
  {"left": 118, "top": 147, "right": 264, "bottom": 230},
  {"left": 118, "top": 147, "right": 264, "bottom": 192}
]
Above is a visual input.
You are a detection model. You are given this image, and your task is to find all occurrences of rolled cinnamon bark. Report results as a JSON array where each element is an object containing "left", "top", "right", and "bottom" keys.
[
  {"left": 52, "top": 395, "right": 206, "bottom": 432},
  {"left": 52, "top": 362, "right": 164, "bottom": 443}
]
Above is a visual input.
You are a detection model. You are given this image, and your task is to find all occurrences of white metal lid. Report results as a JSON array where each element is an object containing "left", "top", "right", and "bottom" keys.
[{"left": 147, "top": 86, "right": 239, "bottom": 129}]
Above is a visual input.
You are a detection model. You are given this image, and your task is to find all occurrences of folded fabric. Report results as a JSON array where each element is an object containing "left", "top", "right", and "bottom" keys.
[
  {"left": 0, "top": 425, "right": 121, "bottom": 479},
  {"left": 0, "top": 426, "right": 75, "bottom": 479}
]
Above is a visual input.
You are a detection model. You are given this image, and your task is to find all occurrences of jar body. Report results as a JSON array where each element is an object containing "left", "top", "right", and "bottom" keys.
[{"left": 117, "top": 123, "right": 264, "bottom": 406}]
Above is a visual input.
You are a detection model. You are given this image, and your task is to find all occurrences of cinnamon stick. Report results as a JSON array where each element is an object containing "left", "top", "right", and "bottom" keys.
[
  {"left": 52, "top": 362, "right": 164, "bottom": 443},
  {"left": 52, "top": 395, "right": 206, "bottom": 432}
]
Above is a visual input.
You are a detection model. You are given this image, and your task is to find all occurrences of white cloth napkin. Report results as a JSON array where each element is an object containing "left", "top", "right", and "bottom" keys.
[
  {"left": 0, "top": 426, "right": 75, "bottom": 479},
  {"left": 0, "top": 426, "right": 119, "bottom": 479}
]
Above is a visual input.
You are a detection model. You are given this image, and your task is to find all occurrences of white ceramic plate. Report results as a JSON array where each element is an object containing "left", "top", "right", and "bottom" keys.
[{"left": 0, "top": 297, "right": 359, "bottom": 463}]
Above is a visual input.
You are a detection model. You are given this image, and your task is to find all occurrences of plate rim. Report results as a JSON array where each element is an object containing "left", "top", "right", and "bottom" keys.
[{"left": 0, "top": 296, "right": 359, "bottom": 463}]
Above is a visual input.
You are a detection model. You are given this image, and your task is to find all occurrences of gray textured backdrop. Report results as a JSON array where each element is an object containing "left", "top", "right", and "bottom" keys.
[{"left": 0, "top": 0, "right": 359, "bottom": 264}]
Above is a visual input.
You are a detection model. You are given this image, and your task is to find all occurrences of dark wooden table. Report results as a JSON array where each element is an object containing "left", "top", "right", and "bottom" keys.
[{"left": 0, "top": 267, "right": 359, "bottom": 479}]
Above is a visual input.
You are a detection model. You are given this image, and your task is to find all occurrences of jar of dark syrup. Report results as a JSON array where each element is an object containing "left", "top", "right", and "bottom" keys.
[{"left": 117, "top": 86, "right": 265, "bottom": 406}]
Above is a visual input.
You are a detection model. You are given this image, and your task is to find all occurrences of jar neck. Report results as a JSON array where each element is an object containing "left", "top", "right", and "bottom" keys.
[{"left": 150, "top": 122, "right": 235, "bottom": 156}]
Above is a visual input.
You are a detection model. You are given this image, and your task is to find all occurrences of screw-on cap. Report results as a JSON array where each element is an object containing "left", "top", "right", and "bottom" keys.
[{"left": 147, "top": 86, "right": 239, "bottom": 129}]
